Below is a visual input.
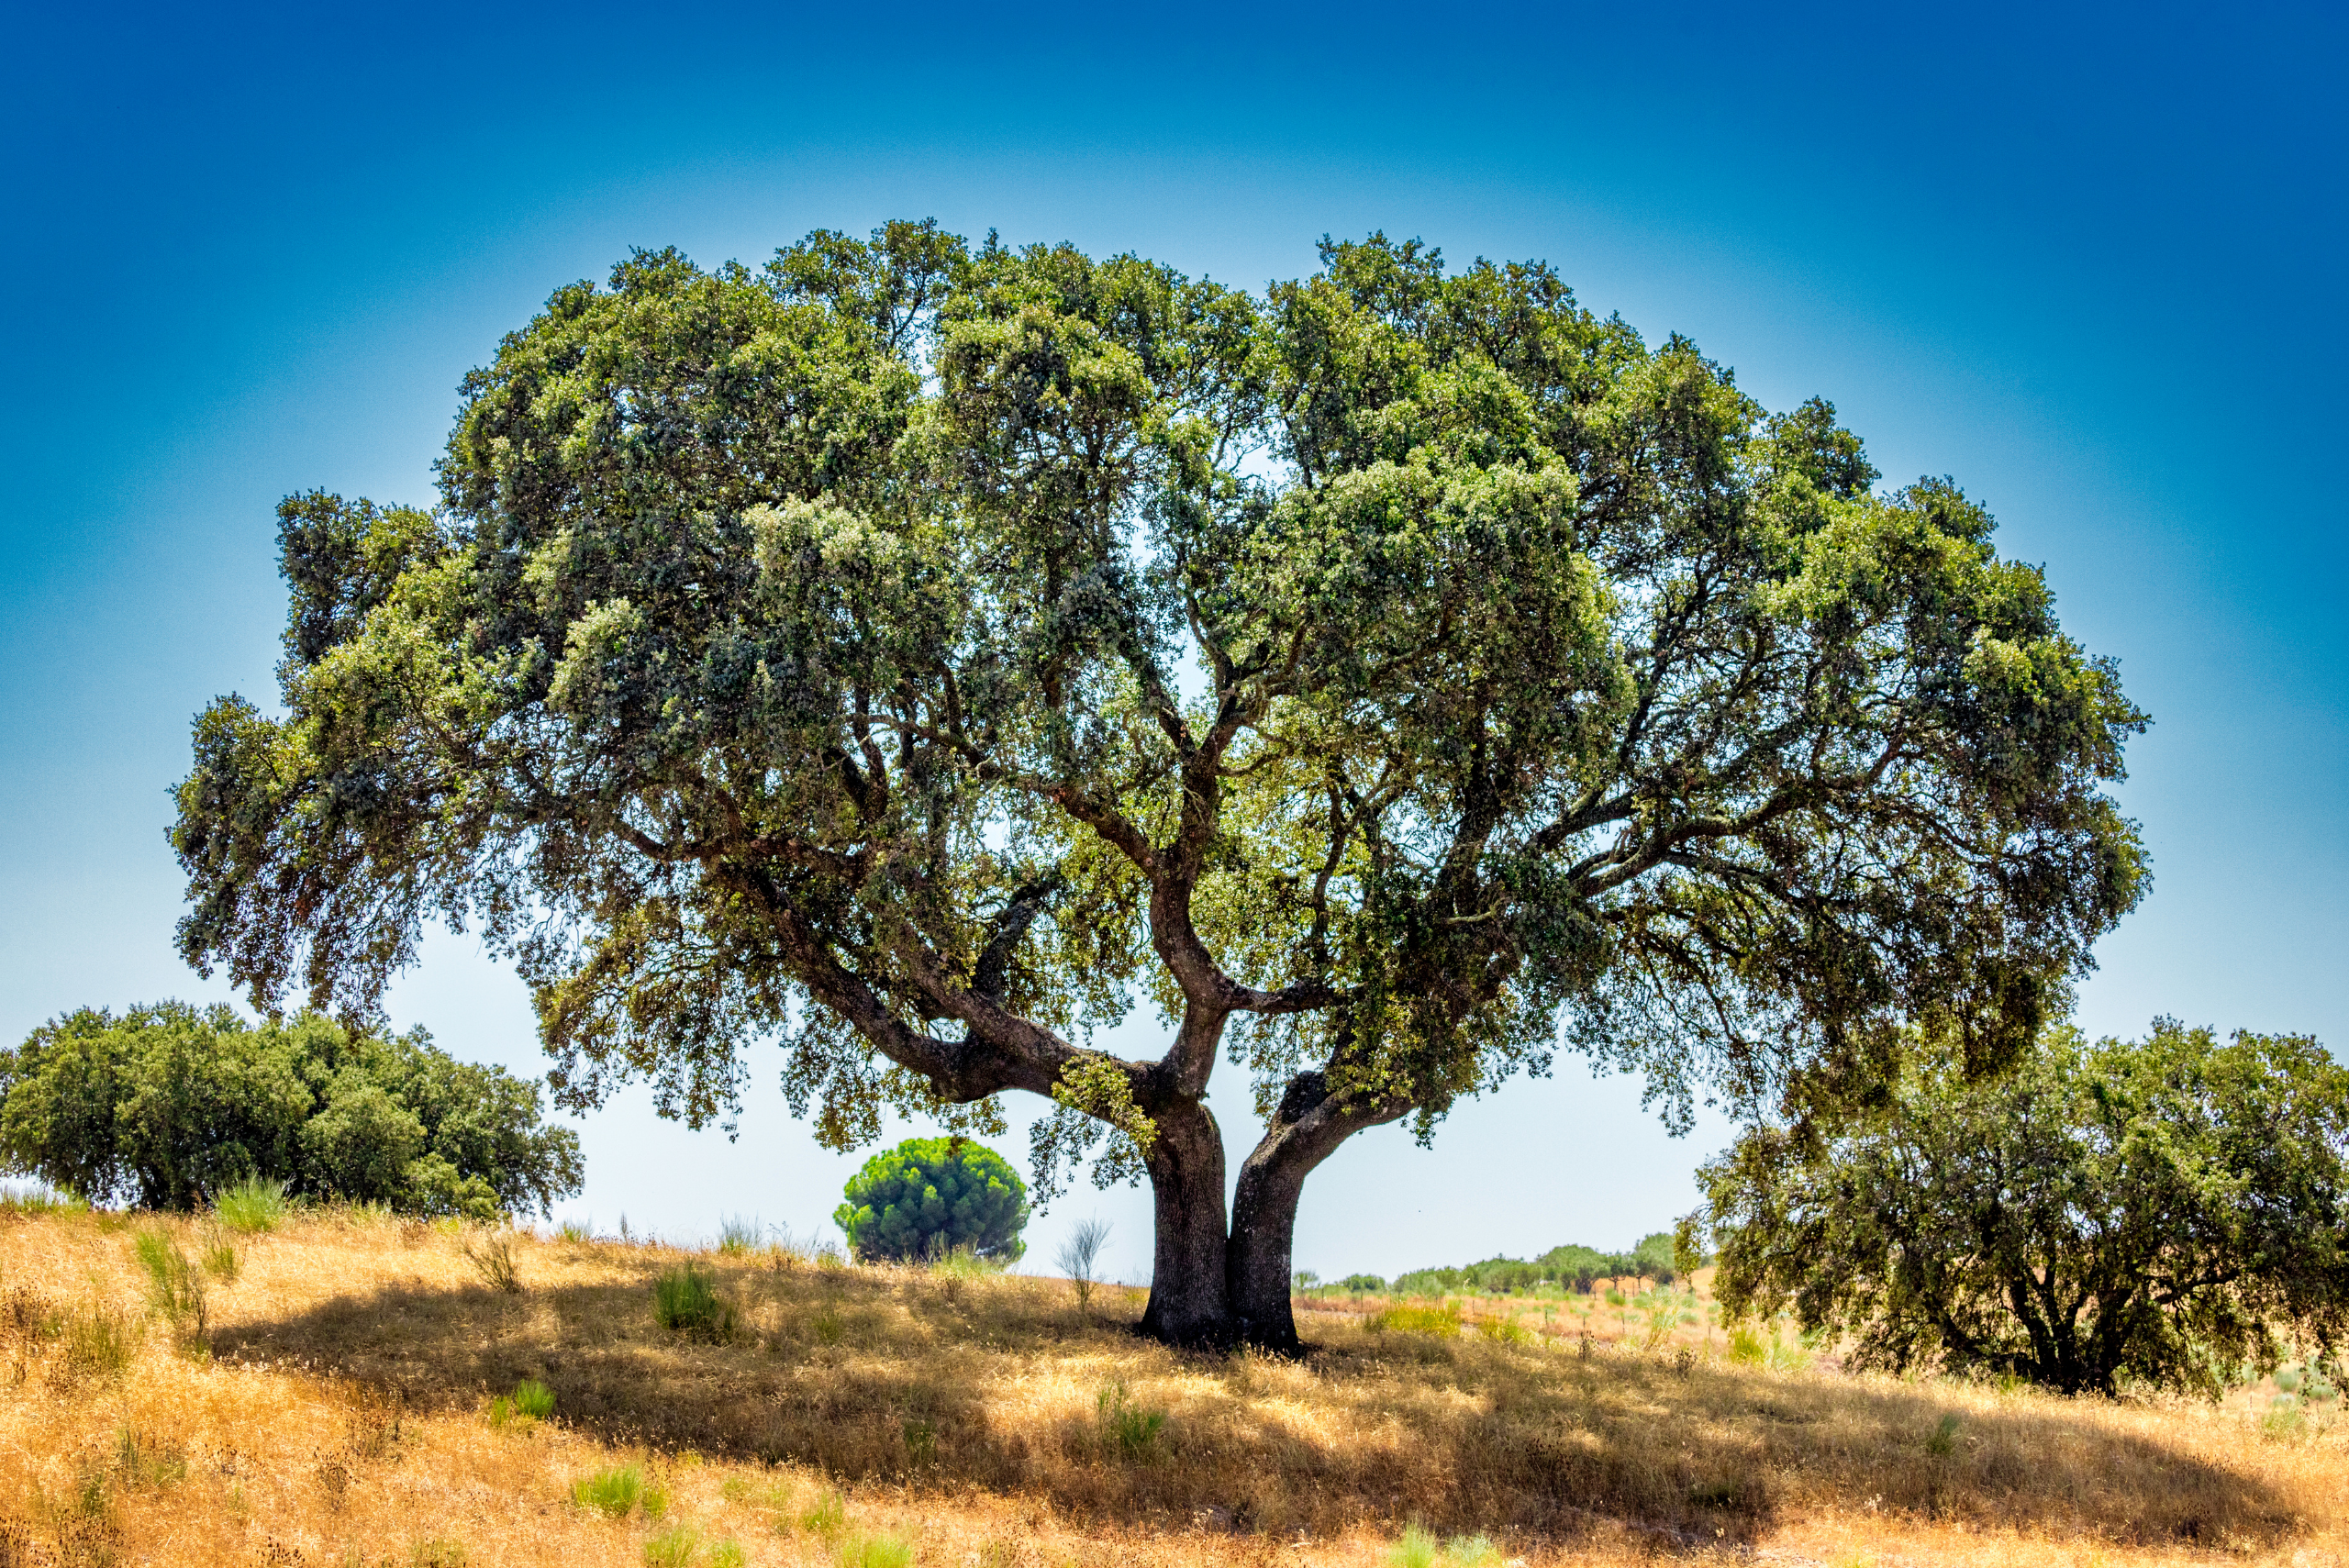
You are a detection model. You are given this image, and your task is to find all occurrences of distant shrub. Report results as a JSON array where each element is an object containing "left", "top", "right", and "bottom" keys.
[
  {"left": 834, "top": 1138, "right": 1028, "bottom": 1263},
  {"left": 1338, "top": 1273, "right": 1386, "bottom": 1295},
  {"left": 1476, "top": 1316, "right": 1531, "bottom": 1345},
  {"left": 464, "top": 1233, "right": 523, "bottom": 1294}
]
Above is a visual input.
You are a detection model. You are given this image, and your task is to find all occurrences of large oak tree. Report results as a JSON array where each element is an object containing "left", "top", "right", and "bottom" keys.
[{"left": 173, "top": 223, "right": 2146, "bottom": 1349}]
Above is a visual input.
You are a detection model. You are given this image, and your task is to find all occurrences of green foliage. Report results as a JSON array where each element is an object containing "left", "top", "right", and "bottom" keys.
[
  {"left": 513, "top": 1377, "right": 555, "bottom": 1419},
  {"left": 652, "top": 1264, "right": 736, "bottom": 1341},
  {"left": 833, "top": 1138, "right": 1027, "bottom": 1263},
  {"left": 171, "top": 224, "right": 2145, "bottom": 1346},
  {"left": 1706, "top": 1019, "right": 2349, "bottom": 1396},
  {"left": 716, "top": 1214, "right": 762, "bottom": 1254},
  {"left": 0, "top": 1005, "right": 582, "bottom": 1218},
  {"left": 1338, "top": 1273, "right": 1386, "bottom": 1294},
  {"left": 58, "top": 1301, "right": 140, "bottom": 1383}
]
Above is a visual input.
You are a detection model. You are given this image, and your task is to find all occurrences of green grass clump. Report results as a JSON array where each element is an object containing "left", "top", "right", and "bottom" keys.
[
  {"left": 573, "top": 1463, "right": 666, "bottom": 1519},
  {"left": 134, "top": 1228, "right": 208, "bottom": 1341},
  {"left": 1384, "top": 1525, "right": 1499, "bottom": 1568},
  {"left": 56, "top": 1301, "right": 141, "bottom": 1383},
  {"left": 1476, "top": 1316, "right": 1531, "bottom": 1345},
  {"left": 836, "top": 1532, "right": 913, "bottom": 1568},
  {"left": 1096, "top": 1379, "right": 1166, "bottom": 1459},
  {"left": 654, "top": 1265, "right": 737, "bottom": 1341},
  {"left": 796, "top": 1488, "right": 846, "bottom": 1538},
  {"left": 1370, "top": 1302, "right": 1463, "bottom": 1337},
  {"left": 215, "top": 1175, "right": 288, "bottom": 1234},
  {"left": 717, "top": 1215, "right": 763, "bottom": 1254},
  {"left": 643, "top": 1522, "right": 703, "bottom": 1568},
  {"left": 513, "top": 1376, "right": 555, "bottom": 1419},
  {"left": 411, "top": 1537, "right": 469, "bottom": 1568}
]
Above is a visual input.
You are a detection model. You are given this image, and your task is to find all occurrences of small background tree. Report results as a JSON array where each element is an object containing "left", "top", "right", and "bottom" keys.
[
  {"left": 1703, "top": 1019, "right": 2349, "bottom": 1396},
  {"left": 833, "top": 1136, "right": 1028, "bottom": 1262}
]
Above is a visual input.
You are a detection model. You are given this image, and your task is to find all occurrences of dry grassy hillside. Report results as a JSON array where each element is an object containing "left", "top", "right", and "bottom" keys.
[{"left": 0, "top": 1206, "right": 2343, "bottom": 1568}]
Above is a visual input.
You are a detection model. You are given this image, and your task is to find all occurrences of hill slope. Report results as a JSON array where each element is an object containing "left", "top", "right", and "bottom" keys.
[{"left": 0, "top": 1208, "right": 2342, "bottom": 1566}]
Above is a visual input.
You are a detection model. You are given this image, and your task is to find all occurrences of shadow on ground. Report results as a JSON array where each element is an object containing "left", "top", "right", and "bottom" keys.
[{"left": 210, "top": 1251, "right": 2299, "bottom": 1551}]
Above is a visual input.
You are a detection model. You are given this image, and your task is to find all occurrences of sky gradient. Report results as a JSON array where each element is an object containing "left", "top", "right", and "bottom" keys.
[{"left": 4, "top": 1, "right": 2342, "bottom": 1284}]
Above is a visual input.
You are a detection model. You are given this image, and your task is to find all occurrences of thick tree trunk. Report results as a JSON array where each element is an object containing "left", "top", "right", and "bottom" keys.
[
  {"left": 1137, "top": 1095, "right": 1236, "bottom": 1347},
  {"left": 1226, "top": 1071, "right": 1395, "bottom": 1353}
]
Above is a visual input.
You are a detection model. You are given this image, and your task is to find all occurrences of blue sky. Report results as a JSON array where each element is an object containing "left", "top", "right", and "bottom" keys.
[{"left": 3, "top": 2, "right": 2342, "bottom": 1284}]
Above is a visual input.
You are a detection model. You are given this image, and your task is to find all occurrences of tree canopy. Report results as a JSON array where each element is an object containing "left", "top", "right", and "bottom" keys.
[
  {"left": 172, "top": 220, "right": 2145, "bottom": 1347},
  {"left": 0, "top": 1003, "right": 583, "bottom": 1218},
  {"left": 834, "top": 1135, "right": 1029, "bottom": 1262},
  {"left": 1703, "top": 1020, "right": 2349, "bottom": 1396}
]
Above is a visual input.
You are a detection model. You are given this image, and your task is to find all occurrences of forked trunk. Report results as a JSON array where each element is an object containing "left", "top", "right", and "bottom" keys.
[
  {"left": 1225, "top": 1070, "right": 1391, "bottom": 1353},
  {"left": 1136, "top": 1095, "right": 1236, "bottom": 1346}
]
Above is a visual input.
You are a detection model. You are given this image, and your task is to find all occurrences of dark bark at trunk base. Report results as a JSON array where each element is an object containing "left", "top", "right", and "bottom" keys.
[{"left": 1136, "top": 1096, "right": 1237, "bottom": 1347}]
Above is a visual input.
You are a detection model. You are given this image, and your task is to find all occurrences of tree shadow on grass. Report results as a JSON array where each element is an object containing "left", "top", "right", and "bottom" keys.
[{"left": 210, "top": 1257, "right": 2302, "bottom": 1551}]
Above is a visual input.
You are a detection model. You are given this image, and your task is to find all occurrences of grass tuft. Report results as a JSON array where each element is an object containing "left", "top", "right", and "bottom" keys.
[
  {"left": 1097, "top": 1378, "right": 1166, "bottom": 1459},
  {"left": 654, "top": 1265, "right": 737, "bottom": 1341},
  {"left": 133, "top": 1227, "right": 208, "bottom": 1345},
  {"left": 464, "top": 1233, "right": 523, "bottom": 1294},
  {"left": 573, "top": 1463, "right": 655, "bottom": 1519},
  {"left": 835, "top": 1531, "right": 913, "bottom": 1568},
  {"left": 56, "top": 1300, "right": 140, "bottom": 1385},
  {"left": 214, "top": 1175, "right": 288, "bottom": 1234},
  {"left": 1371, "top": 1303, "right": 1463, "bottom": 1338},
  {"left": 796, "top": 1488, "right": 846, "bottom": 1539},
  {"left": 643, "top": 1521, "right": 703, "bottom": 1568}
]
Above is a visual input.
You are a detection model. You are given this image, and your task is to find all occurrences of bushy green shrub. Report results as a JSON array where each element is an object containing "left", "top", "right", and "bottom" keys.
[
  {"left": 833, "top": 1138, "right": 1027, "bottom": 1263},
  {"left": 0, "top": 1004, "right": 582, "bottom": 1218}
]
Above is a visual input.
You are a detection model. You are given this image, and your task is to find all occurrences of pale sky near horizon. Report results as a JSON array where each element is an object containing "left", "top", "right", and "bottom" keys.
[{"left": 4, "top": 2, "right": 2342, "bottom": 1285}]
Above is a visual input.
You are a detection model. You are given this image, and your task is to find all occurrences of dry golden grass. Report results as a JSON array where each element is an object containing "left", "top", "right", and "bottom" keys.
[{"left": 0, "top": 1207, "right": 2343, "bottom": 1568}]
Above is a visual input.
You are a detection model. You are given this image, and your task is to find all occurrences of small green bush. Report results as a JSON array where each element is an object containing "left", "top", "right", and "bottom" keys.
[
  {"left": 215, "top": 1175, "right": 288, "bottom": 1234},
  {"left": 707, "top": 1541, "right": 745, "bottom": 1568},
  {"left": 199, "top": 1229, "right": 239, "bottom": 1281},
  {"left": 653, "top": 1265, "right": 736, "bottom": 1341}
]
